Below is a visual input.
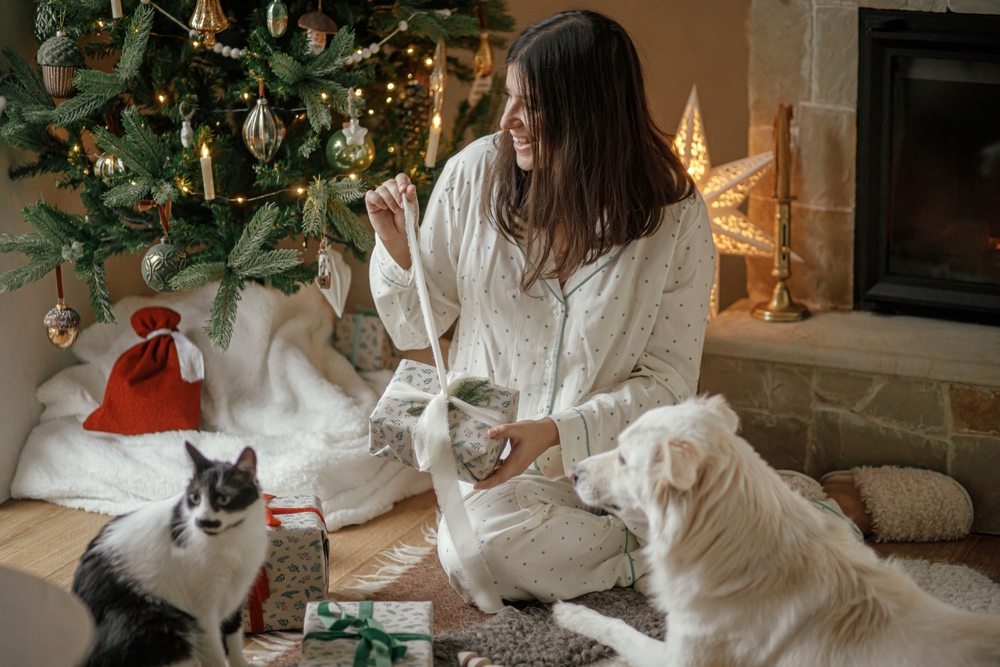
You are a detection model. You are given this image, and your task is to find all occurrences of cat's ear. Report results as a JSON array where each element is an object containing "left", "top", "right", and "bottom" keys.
[
  {"left": 185, "top": 441, "right": 212, "bottom": 472},
  {"left": 235, "top": 447, "right": 257, "bottom": 475}
]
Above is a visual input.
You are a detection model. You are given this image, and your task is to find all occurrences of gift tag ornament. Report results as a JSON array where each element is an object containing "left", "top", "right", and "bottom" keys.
[
  {"left": 44, "top": 266, "right": 80, "bottom": 349},
  {"left": 266, "top": 0, "right": 288, "bottom": 37},
  {"left": 326, "top": 120, "right": 374, "bottom": 173},
  {"left": 298, "top": 0, "right": 337, "bottom": 55},
  {"left": 243, "top": 84, "right": 285, "bottom": 162},
  {"left": 37, "top": 31, "right": 85, "bottom": 98},
  {"left": 189, "top": 0, "right": 229, "bottom": 47},
  {"left": 139, "top": 200, "right": 188, "bottom": 293},
  {"left": 93, "top": 151, "right": 124, "bottom": 181}
]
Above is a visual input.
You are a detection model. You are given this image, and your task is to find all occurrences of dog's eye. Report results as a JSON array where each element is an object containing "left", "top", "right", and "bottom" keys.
[{"left": 618, "top": 454, "right": 626, "bottom": 466}]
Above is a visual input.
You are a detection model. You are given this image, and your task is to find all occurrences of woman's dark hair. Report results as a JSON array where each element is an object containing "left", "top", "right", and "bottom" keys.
[{"left": 482, "top": 10, "right": 696, "bottom": 291}]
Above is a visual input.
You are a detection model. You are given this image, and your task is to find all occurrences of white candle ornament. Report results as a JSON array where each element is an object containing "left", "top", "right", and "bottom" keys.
[
  {"left": 200, "top": 144, "right": 215, "bottom": 200},
  {"left": 110, "top": 0, "right": 122, "bottom": 19}
]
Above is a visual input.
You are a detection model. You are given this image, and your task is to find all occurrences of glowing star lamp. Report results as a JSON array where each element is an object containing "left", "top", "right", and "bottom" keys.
[{"left": 673, "top": 85, "right": 801, "bottom": 316}]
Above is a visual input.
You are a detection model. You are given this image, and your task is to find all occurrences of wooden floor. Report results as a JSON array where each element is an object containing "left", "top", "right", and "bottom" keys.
[{"left": 2, "top": 492, "right": 999, "bottom": 656}]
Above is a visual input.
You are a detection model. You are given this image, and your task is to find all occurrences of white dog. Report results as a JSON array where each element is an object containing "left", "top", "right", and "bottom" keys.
[{"left": 553, "top": 396, "right": 1000, "bottom": 667}]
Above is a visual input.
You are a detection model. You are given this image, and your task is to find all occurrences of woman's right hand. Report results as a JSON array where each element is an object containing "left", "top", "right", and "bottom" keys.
[{"left": 365, "top": 173, "right": 418, "bottom": 271}]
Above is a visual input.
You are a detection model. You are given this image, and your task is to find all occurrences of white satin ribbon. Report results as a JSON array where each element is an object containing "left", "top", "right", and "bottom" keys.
[
  {"left": 145, "top": 328, "right": 205, "bottom": 383},
  {"left": 400, "top": 197, "right": 504, "bottom": 613}
]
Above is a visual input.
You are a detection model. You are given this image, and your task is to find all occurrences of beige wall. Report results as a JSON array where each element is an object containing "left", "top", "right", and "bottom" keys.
[
  {"left": 0, "top": 2, "right": 152, "bottom": 501},
  {"left": 0, "top": 0, "right": 752, "bottom": 500}
]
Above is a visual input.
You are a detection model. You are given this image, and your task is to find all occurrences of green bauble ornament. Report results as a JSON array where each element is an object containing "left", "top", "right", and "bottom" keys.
[
  {"left": 266, "top": 0, "right": 288, "bottom": 37},
  {"left": 37, "top": 31, "right": 85, "bottom": 98},
  {"left": 141, "top": 236, "right": 189, "bottom": 293},
  {"left": 325, "top": 125, "right": 375, "bottom": 173}
]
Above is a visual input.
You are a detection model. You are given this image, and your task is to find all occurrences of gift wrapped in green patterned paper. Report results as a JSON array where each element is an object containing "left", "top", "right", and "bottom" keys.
[
  {"left": 333, "top": 310, "right": 398, "bottom": 372},
  {"left": 301, "top": 600, "right": 433, "bottom": 667},
  {"left": 369, "top": 360, "right": 518, "bottom": 484}
]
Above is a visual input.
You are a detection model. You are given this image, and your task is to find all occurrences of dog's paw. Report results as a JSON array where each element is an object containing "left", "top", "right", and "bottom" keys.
[{"left": 552, "top": 602, "right": 613, "bottom": 638}]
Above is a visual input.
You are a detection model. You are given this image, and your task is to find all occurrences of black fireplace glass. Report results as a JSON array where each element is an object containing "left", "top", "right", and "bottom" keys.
[{"left": 888, "top": 57, "right": 1000, "bottom": 287}]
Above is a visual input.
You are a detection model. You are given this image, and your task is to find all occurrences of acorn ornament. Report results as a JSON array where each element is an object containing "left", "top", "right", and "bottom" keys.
[
  {"left": 37, "top": 31, "right": 85, "bottom": 98},
  {"left": 298, "top": 0, "right": 338, "bottom": 55},
  {"left": 266, "top": 0, "right": 288, "bottom": 38},
  {"left": 138, "top": 200, "right": 188, "bottom": 293},
  {"left": 44, "top": 266, "right": 81, "bottom": 349},
  {"left": 242, "top": 84, "right": 285, "bottom": 162}
]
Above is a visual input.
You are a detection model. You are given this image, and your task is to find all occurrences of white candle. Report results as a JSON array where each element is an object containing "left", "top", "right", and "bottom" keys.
[
  {"left": 110, "top": 0, "right": 122, "bottom": 18},
  {"left": 200, "top": 144, "right": 215, "bottom": 201},
  {"left": 425, "top": 114, "right": 442, "bottom": 168}
]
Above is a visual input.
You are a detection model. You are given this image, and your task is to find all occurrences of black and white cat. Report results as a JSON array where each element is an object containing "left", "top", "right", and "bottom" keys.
[{"left": 72, "top": 442, "right": 268, "bottom": 667}]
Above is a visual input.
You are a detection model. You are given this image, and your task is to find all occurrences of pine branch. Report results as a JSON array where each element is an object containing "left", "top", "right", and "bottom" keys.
[
  {"left": 54, "top": 90, "right": 118, "bottom": 126},
  {"left": 102, "top": 180, "right": 153, "bottom": 207},
  {"left": 119, "top": 106, "right": 164, "bottom": 170},
  {"left": 235, "top": 249, "right": 301, "bottom": 278},
  {"left": 0, "top": 252, "right": 63, "bottom": 292},
  {"left": 206, "top": 272, "right": 242, "bottom": 350},
  {"left": 269, "top": 52, "right": 305, "bottom": 86},
  {"left": 22, "top": 201, "right": 76, "bottom": 249},
  {"left": 0, "top": 48, "right": 54, "bottom": 107},
  {"left": 300, "top": 85, "right": 332, "bottom": 132},
  {"left": 74, "top": 69, "right": 124, "bottom": 98},
  {"left": 0, "top": 233, "right": 50, "bottom": 256},
  {"left": 307, "top": 29, "right": 354, "bottom": 79},
  {"left": 169, "top": 261, "right": 226, "bottom": 291},
  {"left": 301, "top": 179, "right": 329, "bottom": 238},
  {"left": 115, "top": 3, "right": 154, "bottom": 83},
  {"left": 327, "top": 199, "right": 373, "bottom": 258},
  {"left": 229, "top": 202, "right": 278, "bottom": 269},
  {"left": 80, "top": 263, "right": 115, "bottom": 323}
]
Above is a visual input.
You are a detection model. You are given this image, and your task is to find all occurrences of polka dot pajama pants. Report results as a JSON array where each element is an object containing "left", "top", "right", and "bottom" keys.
[{"left": 437, "top": 474, "right": 647, "bottom": 604}]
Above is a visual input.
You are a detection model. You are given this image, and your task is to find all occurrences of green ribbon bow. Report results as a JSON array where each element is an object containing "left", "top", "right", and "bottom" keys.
[{"left": 304, "top": 601, "right": 432, "bottom": 667}]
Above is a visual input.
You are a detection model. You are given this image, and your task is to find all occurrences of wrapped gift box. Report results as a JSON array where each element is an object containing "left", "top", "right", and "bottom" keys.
[
  {"left": 241, "top": 495, "right": 329, "bottom": 633},
  {"left": 333, "top": 310, "right": 397, "bottom": 372},
  {"left": 369, "top": 360, "right": 519, "bottom": 484},
  {"left": 300, "top": 600, "right": 432, "bottom": 667}
]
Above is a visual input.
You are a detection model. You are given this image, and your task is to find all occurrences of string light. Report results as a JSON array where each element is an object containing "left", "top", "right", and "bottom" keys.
[
  {"left": 387, "top": 83, "right": 395, "bottom": 90},
  {"left": 368, "top": 109, "right": 374, "bottom": 115},
  {"left": 388, "top": 146, "right": 395, "bottom": 153},
  {"left": 424, "top": 57, "right": 433, "bottom": 66},
  {"left": 349, "top": 173, "right": 357, "bottom": 180},
  {"left": 386, "top": 96, "right": 392, "bottom": 103},
  {"left": 406, "top": 47, "right": 414, "bottom": 54},
  {"left": 354, "top": 89, "right": 362, "bottom": 97},
  {"left": 236, "top": 196, "right": 244, "bottom": 203},
  {"left": 158, "top": 94, "right": 166, "bottom": 103},
  {"left": 320, "top": 92, "right": 328, "bottom": 100},
  {"left": 296, "top": 187, "right": 305, "bottom": 194},
  {"left": 242, "top": 92, "right": 250, "bottom": 100}
]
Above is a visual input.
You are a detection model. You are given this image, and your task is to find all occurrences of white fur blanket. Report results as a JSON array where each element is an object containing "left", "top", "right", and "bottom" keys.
[{"left": 11, "top": 283, "right": 431, "bottom": 530}]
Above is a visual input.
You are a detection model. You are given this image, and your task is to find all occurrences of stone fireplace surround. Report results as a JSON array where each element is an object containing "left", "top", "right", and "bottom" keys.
[{"left": 700, "top": 0, "right": 1000, "bottom": 533}]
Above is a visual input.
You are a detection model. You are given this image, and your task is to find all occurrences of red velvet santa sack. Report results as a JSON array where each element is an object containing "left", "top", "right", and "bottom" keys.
[{"left": 83, "top": 307, "right": 205, "bottom": 435}]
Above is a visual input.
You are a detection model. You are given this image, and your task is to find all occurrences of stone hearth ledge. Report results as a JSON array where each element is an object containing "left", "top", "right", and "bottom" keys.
[{"left": 705, "top": 300, "right": 1000, "bottom": 389}]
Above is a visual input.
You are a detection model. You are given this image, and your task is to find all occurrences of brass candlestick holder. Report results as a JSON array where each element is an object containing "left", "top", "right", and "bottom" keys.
[{"left": 751, "top": 197, "right": 810, "bottom": 321}]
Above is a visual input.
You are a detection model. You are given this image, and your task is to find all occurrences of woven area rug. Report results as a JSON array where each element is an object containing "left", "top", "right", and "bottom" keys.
[{"left": 249, "top": 541, "right": 1000, "bottom": 667}]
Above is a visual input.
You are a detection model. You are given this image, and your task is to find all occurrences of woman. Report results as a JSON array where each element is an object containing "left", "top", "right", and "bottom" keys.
[{"left": 366, "top": 10, "right": 714, "bottom": 603}]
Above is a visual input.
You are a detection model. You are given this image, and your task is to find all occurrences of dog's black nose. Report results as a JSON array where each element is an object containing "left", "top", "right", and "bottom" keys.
[
  {"left": 569, "top": 471, "right": 578, "bottom": 485},
  {"left": 197, "top": 518, "right": 221, "bottom": 530}
]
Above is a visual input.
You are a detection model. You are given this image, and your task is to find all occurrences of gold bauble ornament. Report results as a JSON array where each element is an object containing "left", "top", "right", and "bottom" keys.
[
  {"left": 326, "top": 122, "right": 374, "bottom": 173},
  {"left": 44, "top": 301, "right": 81, "bottom": 348},
  {"left": 189, "top": 0, "right": 229, "bottom": 47},
  {"left": 242, "top": 95, "right": 285, "bottom": 162},
  {"left": 472, "top": 32, "right": 493, "bottom": 77},
  {"left": 266, "top": 0, "right": 288, "bottom": 37}
]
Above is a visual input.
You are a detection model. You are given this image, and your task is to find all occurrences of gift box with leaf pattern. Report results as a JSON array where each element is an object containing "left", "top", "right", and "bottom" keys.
[
  {"left": 300, "top": 600, "right": 432, "bottom": 667},
  {"left": 369, "top": 360, "right": 518, "bottom": 484},
  {"left": 333, "top": 310, "right": 398, "bottom": 372},
  {"left": 241, "top": 494, "right": 329, "bottom": 633}
]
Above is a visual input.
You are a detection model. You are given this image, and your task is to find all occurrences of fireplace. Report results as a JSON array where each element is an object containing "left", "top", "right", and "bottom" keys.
[{"left": 855, "top": 8, "right": 1000, "bottom": 323}]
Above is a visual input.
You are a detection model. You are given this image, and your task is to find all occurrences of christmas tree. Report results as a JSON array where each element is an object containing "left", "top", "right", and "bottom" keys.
[{"left": 0, "top": 0, "right": 513, "bottom": 349}]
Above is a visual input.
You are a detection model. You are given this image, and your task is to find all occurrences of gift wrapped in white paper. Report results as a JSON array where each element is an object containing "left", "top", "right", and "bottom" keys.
[{"left": 300, "top": 600, "right": 433, "bottom": 667}]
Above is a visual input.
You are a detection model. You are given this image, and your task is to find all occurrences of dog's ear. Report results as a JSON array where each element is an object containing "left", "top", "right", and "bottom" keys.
[
  {"left": 653, "top": 437, "right": 704, "bottom": 491},
  {"left": 700, "top": 394, "right": 740, "bottom": 434}
]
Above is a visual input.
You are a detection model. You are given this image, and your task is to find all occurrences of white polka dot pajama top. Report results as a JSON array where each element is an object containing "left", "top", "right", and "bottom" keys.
[{"left": 370, "top": 134, "right": 716, "bottom": 604}]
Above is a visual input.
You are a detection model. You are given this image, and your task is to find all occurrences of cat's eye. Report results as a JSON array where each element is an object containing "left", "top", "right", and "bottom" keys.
[
  {"left": 217, "top": 493, "right": 232, "bottom": 507},
  {"left": 188, "top": 491, "right": 200, "bottom": 505}
]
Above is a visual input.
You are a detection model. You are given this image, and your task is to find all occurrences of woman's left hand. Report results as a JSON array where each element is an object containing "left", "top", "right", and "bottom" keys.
[{"left": 474, "top": 418, "right": 560, "bottom": 490}]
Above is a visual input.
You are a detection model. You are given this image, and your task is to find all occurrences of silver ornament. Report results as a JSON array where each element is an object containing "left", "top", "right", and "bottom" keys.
[{"left": 242, "top": 96, "right": 285, "bottom": 162}]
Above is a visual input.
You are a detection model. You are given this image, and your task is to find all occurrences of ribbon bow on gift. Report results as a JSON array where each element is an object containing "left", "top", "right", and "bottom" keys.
[
  {"left": 304, "top": 601, "right": 431, "bottom": 667},
  {"left": 246, "top": 495, "right": 328, "bottom": 633}
]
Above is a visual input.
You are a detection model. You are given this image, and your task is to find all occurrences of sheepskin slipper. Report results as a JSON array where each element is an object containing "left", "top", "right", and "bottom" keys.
[{"left": 820, "top": 467, "right": 974, "bottom": 543}]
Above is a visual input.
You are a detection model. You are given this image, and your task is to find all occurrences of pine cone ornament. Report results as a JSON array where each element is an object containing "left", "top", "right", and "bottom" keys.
[
  {"left": 37, "top": 32, "right": 84, "bottom": 98},
  {"left": 33, "top": 1, "right": 61, "bottom": 43}
]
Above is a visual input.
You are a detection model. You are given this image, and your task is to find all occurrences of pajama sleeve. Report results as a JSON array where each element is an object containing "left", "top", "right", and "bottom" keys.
[
  {"left": 540, "top": 197, "right": 717, "bottom": 478},
  {"left": 369, "top": 166, "right": 463, "bottom": 350}
]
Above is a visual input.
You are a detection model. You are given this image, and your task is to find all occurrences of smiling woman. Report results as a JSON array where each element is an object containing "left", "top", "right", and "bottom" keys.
[{"left": 365, "top": 10, "right": 715, "bottom": 607}]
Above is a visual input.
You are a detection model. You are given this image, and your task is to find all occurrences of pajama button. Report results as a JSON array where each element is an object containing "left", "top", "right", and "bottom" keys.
[
  {"left": 537, "top": 407, "right": 546, "bottom": 415},
  {"left": 545, "top": 359, "right": 552, "bottom": 367}
]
